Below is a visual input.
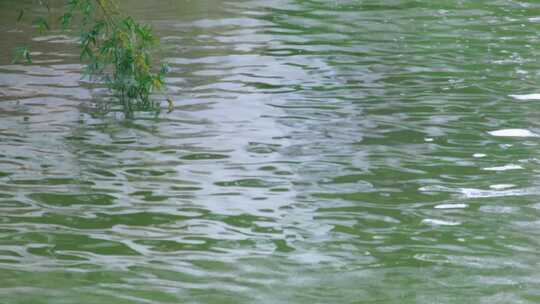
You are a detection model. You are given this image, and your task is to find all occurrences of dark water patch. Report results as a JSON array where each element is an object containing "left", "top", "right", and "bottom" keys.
[
  {"left": 20, "top": 232, "right": 141, "bottom": 256},
  {"left": 180, "top": 153, "right": 229, "bottom": 160},
  {"left": 129, "top": 190, "right": 170, "bottom": 202},
  {"left": 124, "top": 168, "right": 175, "bottom": 177},
  {"left": 215, "top": 179, "right": 278, "bottom": 188},
  {"left": 88, "top": 168, "right": 117, "bottom": 177},
  {"left": 273, "top": 170, "right": 292, "bottom": 176},
  {"left": 0, "top": 193, "right": 14, "bottom": 199},
  {"left": 134, "top": 239, "right": 220, "bottom": 253},
  {"left": 27, "top": 193, "right": 116, "bottom": 206},
  {"left": 0, "top": 200, "right": 30, "bottom": 208},
  {"left": 0, "top": 171, "right": 12, "bottom": 178},
  {"left": 170, "top": 186, "right": 202, "bottom": 191},
  {"left": 9, "top": 178, "right": 95, "bottom": 186},
  {"left": 258, "top": 165, "right": 277, "bottom": 171},
  {"left": 210, "top": 192, "right": 242, "bottom": 196},
  {"left": 322, "top": 174, "right": 368, "bottom": 184},
  {"left": 81, "top": 149, "right": 112, "bottom": 157},
  {"left": 1, "top": 0, "right": 540, "bottom": 302},
  {"left": 102, "top": 212, "right": 190, "bottom": 226}
]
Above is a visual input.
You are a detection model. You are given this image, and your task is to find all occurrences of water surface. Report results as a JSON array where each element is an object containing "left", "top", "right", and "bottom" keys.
[{"left": 1, "top": 0, "right": 540, "bottom": 303}]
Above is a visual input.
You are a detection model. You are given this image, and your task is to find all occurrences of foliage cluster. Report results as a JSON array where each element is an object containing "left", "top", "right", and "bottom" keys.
[{"left": 16, "top": 0, "right": 168, "bottom": 113}]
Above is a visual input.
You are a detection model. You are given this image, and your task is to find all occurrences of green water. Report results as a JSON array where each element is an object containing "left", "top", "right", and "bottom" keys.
[{"left": 1, "top": 0, "right": 540, "bottom": 303}]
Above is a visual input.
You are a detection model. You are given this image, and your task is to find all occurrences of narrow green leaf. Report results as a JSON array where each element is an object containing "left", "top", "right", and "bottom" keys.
[
  {"left": 60, "top": 13, "right": 73, "bottom": 28},
  {"left": 13, "top": 47, "right": 32, "bottom": 64},
  {"left": 33, "top": 17, "right": 50, "bottom": 33},
  {"left": 17, "top": 9, "right": 25, "bottom": 22},
  {"left": 25, "top": 50, "right": 32, "bottom": 63}
]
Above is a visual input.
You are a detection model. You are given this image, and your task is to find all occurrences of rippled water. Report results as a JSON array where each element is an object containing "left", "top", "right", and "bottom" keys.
[{"left": 2, "top": 0, "right": 540, "bottom": 302}]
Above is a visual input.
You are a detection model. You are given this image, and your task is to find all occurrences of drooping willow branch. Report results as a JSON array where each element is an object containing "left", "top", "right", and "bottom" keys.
[{"left": 15, "top": 0, "right": 169, "bottom": 113}]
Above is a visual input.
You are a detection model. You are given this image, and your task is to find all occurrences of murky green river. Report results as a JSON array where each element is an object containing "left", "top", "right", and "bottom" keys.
[{"left": 2, "top": 0, "right": 540, "bottom": 302}]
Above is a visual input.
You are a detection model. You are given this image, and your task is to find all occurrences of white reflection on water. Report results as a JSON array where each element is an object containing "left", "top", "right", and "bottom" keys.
[
  {"left": 489, "top": 184, "right": 515, "bottom": 190},
  {"left": 421, "top": 219, "right": 461, "bottom": 226},
  {"left": 434, "top": 203, "right": 468, "bottom": 209},
  {"left": 460, "top": 187, "right": 532, "bottom": 198},
  {"left": 482, "top": 164, "right": 523, "bottom": 171},
  {"left": 419, "top": 185, "right": 535, "bottom": 198},
  {"left": 488, "top": 129, "right": 540, "bottom": 138},
  {"left": 509, "top": 93, "right": 540, "bottom": 100}
]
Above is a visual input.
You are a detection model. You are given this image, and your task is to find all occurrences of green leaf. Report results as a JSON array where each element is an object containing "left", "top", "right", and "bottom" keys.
[
  {"left": 33, "top": 17, "right": 50, "bottom": 33},
  {"left": 68, "top": 0, "right": 79, "bottom": 8},
  {"left": 60, "top": 12, "right": 73, "bottom": 28},
  {"left": 25, "top": 50, "right": 32, "bottom": 63},
  {"left": 13, "top": 47, "right": 32, "bottom": 64},
  {"left": 14, "top": 0, "right": 167, "bottom": 113},
  {"left": 80, "top": 45, "right": 93, "bottom": 60},
  {"left": 160, "top": 63, "right": 170, "bottom": 75},
  {"left": 38, "top": 0, "right": 51, "bottom": 12},
  {"left": 17, "top": 9, "right": 25, "bottom": 22}
]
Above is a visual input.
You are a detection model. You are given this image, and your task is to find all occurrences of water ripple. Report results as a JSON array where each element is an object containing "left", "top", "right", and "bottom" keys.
[{"left": 1, "top": 0, "right": 540, "bottom": 303}]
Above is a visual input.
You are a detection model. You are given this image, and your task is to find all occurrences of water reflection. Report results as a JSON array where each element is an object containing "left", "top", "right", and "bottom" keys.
[{"left": 1, "top": 0, "right": 540, "bottom": 303}]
